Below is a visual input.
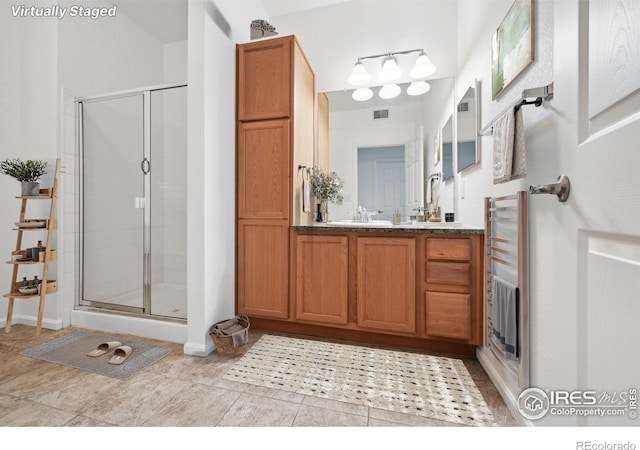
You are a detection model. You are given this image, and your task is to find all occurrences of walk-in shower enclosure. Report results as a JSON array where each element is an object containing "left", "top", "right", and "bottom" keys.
[{"left": 78, "top": 84, "right": 187, "bottom": 320}]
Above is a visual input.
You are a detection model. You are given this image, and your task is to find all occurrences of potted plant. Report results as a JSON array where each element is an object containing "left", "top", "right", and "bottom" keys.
[
  {"left": 0, "top": 158, "right": 48, "bottom": 196},
  {"left": 309, "top": 166, "right": 344, "bottom": 222}
]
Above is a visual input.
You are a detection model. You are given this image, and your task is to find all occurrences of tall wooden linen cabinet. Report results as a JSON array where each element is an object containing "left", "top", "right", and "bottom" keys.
[{"left": 236, "top": 35, "right": 315, "bottom": 318}]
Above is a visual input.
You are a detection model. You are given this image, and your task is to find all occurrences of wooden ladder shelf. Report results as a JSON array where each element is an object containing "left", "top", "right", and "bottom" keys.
[{"left": 4, "top": 158, "right": 60, "bottom": 335}]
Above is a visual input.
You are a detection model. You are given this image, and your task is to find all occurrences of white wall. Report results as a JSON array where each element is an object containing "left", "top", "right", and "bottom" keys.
[
  {"left": 164, "top": 40, "right": 188, "bottom": 83},
  {"left": 58, "top": 0, "right": 165, "bottom": 97},
  {"left": 184, "top": 0, "right": 267, "bottom": 355},
  {"left": 456, "top": 0, "right": 554, "bottom": 228},
  {"left": 0, "top": 1, "right": 60, "bottom": 329},
  {"left": 456, "top": 0, "right": 557, "bottom": 423}
]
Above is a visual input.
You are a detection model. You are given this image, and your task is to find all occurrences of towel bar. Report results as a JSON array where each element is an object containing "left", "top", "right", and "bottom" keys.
[
  {"left": 484, "top": 191, "right": 529, "bottom": 389},
  {"left": 479, "top": 82, "right": 554, "bottom": 136}
]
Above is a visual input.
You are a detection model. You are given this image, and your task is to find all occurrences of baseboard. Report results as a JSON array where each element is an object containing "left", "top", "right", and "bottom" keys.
[
  {"left": 71, "top": 310, "right": 187, "bottom": 344},
  {"left": 477, "top": 346, "right": 533, "bottom": 426},
  {"left": 184, "top": 340, "right": 215, "bottom": 357},
  {"left": 0, "top": 314, "right": 64, "bottom": 332}
]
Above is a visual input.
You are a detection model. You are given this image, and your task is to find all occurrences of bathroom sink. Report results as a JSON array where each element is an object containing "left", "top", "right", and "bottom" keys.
[
  {"left": 325, "top": 220, "right": 393, "bottom": 228},
  {"left": 406, "top": 221, "right": 463, "bottom": 228}
]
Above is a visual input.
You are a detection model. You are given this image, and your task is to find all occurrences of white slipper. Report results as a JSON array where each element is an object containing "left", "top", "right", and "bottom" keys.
[
  {"left": 108, "top": 345, "right": 132, "bottom": 365},
  {"left": 86, "top": 341, "right": 122, "bottom": 357}
]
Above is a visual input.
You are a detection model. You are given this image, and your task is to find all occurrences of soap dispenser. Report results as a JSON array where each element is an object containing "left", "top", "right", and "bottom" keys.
[{"left": 393, "top": 210, "right": 401, "bottom": 225}]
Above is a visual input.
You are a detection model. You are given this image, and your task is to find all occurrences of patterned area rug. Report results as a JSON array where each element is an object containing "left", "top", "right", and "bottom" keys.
[
  {"left": 224, "top": 335, "right": 496, "bottom": 426},
  {"left": 223, "top": 335, "right": 496, "bottom": 426},
  {"left": 20, "top": 332, "right": 172, "bottom": 380}
]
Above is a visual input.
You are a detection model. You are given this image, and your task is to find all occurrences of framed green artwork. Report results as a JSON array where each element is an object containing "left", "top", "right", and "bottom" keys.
[{"left": 491, "top": 0, "right": 534, "bottom": 99}]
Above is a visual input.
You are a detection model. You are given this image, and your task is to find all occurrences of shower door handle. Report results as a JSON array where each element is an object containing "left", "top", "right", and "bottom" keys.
[
  {"left": 135, "top": 197, "right": 146, "bottom": 209},
  {"left": 141, "top": 158, "right": 150, "bottom": 175}
]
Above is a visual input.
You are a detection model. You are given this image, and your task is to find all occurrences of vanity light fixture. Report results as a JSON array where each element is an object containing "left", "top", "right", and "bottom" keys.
[
  {"left": 407, "top": 80, "right": 431, "bottom": 96},
  {"left": 379, "top": 84, "right": 401, "bottom": 99},
  {"left": 347, "top": 60, "right": 371, "bottom": 85},
  {"left": 352, "top": 87, "right": 374, "bottom": 101},
  {"left": 346, "top": 48, "right": 436, "bottom": 101},
  {"left": 409, "top": 51, "right": 436, "bottom": 79},
  {"left": 378, "top": 56, "right": 402, "bottom": 83}
]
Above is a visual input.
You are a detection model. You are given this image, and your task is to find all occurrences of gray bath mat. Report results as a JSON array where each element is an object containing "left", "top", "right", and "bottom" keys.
[{"left": 20, "top": 331, "right": 173, "bottom": 380}]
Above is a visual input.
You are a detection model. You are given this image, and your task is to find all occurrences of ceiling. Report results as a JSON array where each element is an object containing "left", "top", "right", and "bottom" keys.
[
  {"left": 115, "top": 0, "right": 187, "bottom": 44},
  {"left": 260, "top": 0, "right": 352, "bottom": 17},
  {"left": 111, "top": 0, "right": 459, "bottom": 94}
]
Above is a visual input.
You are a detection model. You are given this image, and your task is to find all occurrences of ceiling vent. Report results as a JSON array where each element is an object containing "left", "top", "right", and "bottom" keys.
[
  {"left": 458, "top": 102, "right": 469, "bottom": 113},
  {"left": 373, "top": 109, "right": 389, "bottom": 120}
]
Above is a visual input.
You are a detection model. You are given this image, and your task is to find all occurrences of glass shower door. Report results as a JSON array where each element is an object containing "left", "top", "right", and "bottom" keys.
[
  {"left": 81, "top": 94, "right": 146, "bottom": 311},
  {"left": 149, "top": 86, "right": 187, "bottom": 318}
]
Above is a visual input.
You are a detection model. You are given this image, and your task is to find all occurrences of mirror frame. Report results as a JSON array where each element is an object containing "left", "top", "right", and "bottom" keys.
[
  {"left": 456, "top": 79, "right": 480, "bottom": 173},
  {"left": 441, "top": 114, "right": 454, "bottom": 181}
]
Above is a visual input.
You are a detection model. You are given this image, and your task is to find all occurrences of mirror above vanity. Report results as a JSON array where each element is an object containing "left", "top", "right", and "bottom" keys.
[{"left": 322, "top": 77, "right": 455, "bottom": 222}]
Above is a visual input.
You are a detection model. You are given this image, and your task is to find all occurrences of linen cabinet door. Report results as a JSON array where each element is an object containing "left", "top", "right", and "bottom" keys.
[
  {"left": 237, "top": 220, "right": 289, "bottom": 319},
  {"left": 237, "top": 37, "right": 292, "bottom": 121},
  {"left": 356, "top": 237, "right": 416, "bottom": 334},
  {"left": 295, "top": 234, "right": 348, "bottom": 325},
  {"left": 237, "top": 119, "right": 291, "bottom": 220}
]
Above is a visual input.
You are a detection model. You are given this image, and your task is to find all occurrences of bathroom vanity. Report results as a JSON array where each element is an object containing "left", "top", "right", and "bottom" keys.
[
  {"left": 244, "top": 224, "right": 484, "bottom": 356},
  {"left": 235, "top": 35, "right": 484, "bottom": 356}
]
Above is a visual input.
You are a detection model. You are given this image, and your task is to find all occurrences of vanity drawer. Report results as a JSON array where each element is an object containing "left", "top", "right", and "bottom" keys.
[
  {"left": 426, "top": 238, "right": 471, "bottom": 261},
  {"left": 426, "top": 262, "right": 471, "bottom": 286}
]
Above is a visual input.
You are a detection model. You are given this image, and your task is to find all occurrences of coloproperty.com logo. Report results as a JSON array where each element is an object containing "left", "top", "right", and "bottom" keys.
[{"left": 517, "top": 387, "right": 638, "bottom": 421}]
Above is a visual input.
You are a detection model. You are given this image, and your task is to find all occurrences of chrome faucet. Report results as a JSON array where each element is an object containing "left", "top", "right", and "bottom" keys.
[{"left": 349, "top": 206, "right": 375, "bottom": 222}]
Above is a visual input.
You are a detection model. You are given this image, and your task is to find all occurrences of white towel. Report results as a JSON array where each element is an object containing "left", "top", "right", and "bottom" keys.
[
  {"left": 302, "top": 179, "right": 311, "bottom": 213},
  {"left": 492, "top": 108, "right": 515, "bottom": 184},
  {"left": 493, "top": 106, "right": 527, "bottom": 184},
  {"left": 511, "top": 105, "right": 527, "bottom": 179}
]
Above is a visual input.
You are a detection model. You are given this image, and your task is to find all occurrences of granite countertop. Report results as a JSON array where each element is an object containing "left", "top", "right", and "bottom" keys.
[{"left": 291, "top": 222, "right": 484, "bottom": 235}]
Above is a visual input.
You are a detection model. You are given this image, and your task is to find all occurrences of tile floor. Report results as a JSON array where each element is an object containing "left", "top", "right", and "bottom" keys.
[{"left": 0, "top": 324, "right": 517, "bottom": 427}]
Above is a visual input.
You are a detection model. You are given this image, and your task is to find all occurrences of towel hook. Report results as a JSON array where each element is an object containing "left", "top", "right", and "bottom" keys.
[{"left": 529, "top": 175, "right": 570, "bottom": 202}]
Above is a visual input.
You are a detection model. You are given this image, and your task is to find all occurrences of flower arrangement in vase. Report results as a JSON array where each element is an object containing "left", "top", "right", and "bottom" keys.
[{"left": 308, "top": 166, "right": 344, "bottom": 222}]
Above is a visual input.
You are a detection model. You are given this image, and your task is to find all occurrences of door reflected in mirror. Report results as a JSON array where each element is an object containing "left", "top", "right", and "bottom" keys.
[{"left": 457, "top": 80, "right": 480, "bottom": 173}]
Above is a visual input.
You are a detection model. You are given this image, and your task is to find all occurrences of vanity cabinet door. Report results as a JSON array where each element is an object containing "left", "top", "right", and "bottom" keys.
[
  {"left": 237, "top": 119, "right": 291, "bottom": 220},
  {"left": 425, "top": 292, "right": 471, "bottom": 340},
  {"left": 295, "top": 235, "right": 348, "bottom": 324},
  {"left": 237, "top": 220, "right": 289, "bottom": 319},
  {"left": 237, "top": 37, "right": 292, "bottom": 121},
  {"left": 356, "top": 237, "right": 416, "bottom": 334}
]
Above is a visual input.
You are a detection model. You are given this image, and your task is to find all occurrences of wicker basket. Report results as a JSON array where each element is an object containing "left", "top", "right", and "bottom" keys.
[{"left": 208, "top": 315, "right": 250, "bottom": 355}]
